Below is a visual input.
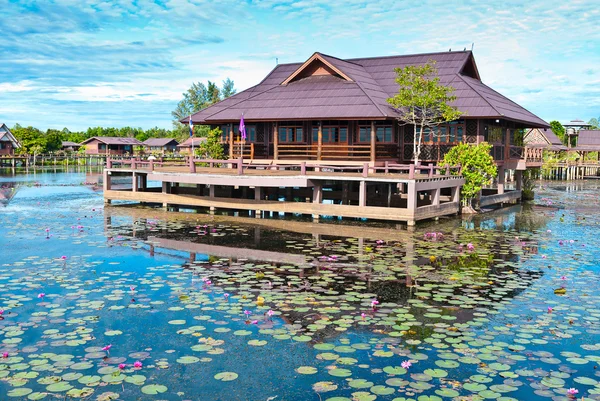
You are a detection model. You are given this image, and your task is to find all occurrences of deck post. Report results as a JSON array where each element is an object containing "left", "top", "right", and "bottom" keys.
[
  {"left": 317, "top": 121, "right": 323, "bottom": 161},
  {"left": 132, "top": 173, "right": 138, "bottom": 193},
  {"left": 229, "top": 127, "right": 234, "bottom": 159},
  {"left": 209, "top": 185, "right": 216, "bottom": 214},
  {"left": 451, "top": 185, "right": 460, "bottom": 204},
  {"left": 254, "top": 187, "right": 262, "bottom": 218},
  {"left": 161, "top": 182, "right": 169, "bottom": 209},
  {"left": 301, "top": 162, "right": 306, "bottom": 175},
  {"left": 189, "top": 155, "right": 196, "bottom": 173},
  {"left": 103, "top": 170, "right": 111, "bottom": 204},
  {"left": 515, "top": 170, "right": 523, "bottom": 191},
  {"left": 370, "top": 121, "right": 376, "bottom": 163},
  {"left": 237, "top": 158, "right": 244, "bottom": 175},
  {"left": 312, "top": 182, "right": 322, "bottom": 220},
  {"left": 273, "top": 122, "right": 279, "bottom": 160},
  {"left": 409, "top": 164, "right": 415, "bottom": 179},
  {"left": 362, "top": 163, "right": 369, "bottom": 178},
  {"left": 407, "top": 181, "right": 417, "bottom": 210},
  {"left": 428, "top": 163, "right": 434, "bottom": 178},
  {"left": 342, "top": 182, "right": 349, "bottom": 205},
  {"left": 432, "top": 187, "right": 441, "bottom": 205},
  {"left": 497, "top": 166, "right": 505, "bottom": 195},
  {"left": 359, "top": 181, "right": 367, "bottom": 207}
]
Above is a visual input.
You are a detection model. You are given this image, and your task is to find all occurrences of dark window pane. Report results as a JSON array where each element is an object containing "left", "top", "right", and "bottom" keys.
[
  {"left": 340, "top": 128, "right": 347, "bottom": 142},
  {"left": 385, "top": 127, "right": 392, "bottom": 142},
  {"left": 279, "top": 127, "right": 286, "bottom": 143},
  {"left": 312, "top": 127, "right": 318, "bottom": 143},
  {"left": 296, "top": 128, "right": 303, "bottom": 142},
  {"left": 449, "top": 126, "right": 455, "bottom": 142},
  {"left": 457, "top": 126, "right": 463, "bottom": 143},
  {"left": 438, "top": 126, "right": 447, "bottom": 143}
]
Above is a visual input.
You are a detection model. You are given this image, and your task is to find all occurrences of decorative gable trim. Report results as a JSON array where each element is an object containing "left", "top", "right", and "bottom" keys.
[{"left": 281, "top": 52, "right": 354, "bottom": 85}]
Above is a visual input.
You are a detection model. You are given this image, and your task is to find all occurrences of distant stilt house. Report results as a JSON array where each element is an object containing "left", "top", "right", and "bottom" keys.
[
  {"left": 524, "top": 128, "right": 568, "bottom": 153},
  {"left": 80, "top": 137, "right": 143, "bottom": 155},
  {"left": 143, "top": 138, "right": 179, "bottom": 155},
  {"left": 61, "top": 141, "right": 82, "bottom": 152},
  {"left": 183, "top": 51, "right": 548, "bottom": 171},
  {"left": 0, "top": 124, "right": 21, "bottom": 156},
  {"left": 574, "top": 130, "right": 600, "bottom": 161},
  {"left": 176, "top": 137, "right": 206, "bottom": 155}
]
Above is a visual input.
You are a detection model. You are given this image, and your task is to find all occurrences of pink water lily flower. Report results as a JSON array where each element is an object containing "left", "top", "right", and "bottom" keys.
[
  {"left": 134, "top": 361, "right": 142, "bottom": 368},
  {"left": 560, "top": 276, "right": 567, "bottom": 280},
  {"left": 37, "top": 293, "right": 45, "bottom": 299},
  {"left": 129, "top": 285, "right": 135, "bottom": 292},
  {"left": 61, "top": 256, "right": 67, "bottom": 260},
  {"left": 118, "top": 363, "right": 126, "bottom": 370},
  {"left": 244, "top": 310, "right": 251, "bottom": 316},
  {"left": 102, "top": 344, "right": 112, "bottom": 352},
  {"left": 361, "top": 313, "right": 366, "bottom": 319},
  {"left": 2, "top": 352, "right": 8, "bottom": 358},
  {"left": 371, "top": 299, "right": 379, "bottom": 309},
  {"left": 548, "top": 307, "right": 553, "bottom": 313},
  {"left": 466, "top": 243, "right": 475, "bottom": 251},
  {"left": 401, "top": 360, "right": 412, "bottom": 369},
  {"left": 267, "top": 310, "right": 274, "bottom": 317},
  {"left": 567, "top": 388, "right": 578, "bottom": 396},
  {"left": 224, "top": 293, "right": 230, "bottom": 299},
  {"left": 0, "top": 309, "right": 4, "bottom": 315}
]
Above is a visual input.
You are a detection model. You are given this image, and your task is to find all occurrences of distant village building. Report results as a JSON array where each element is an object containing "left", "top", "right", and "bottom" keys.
[
  {"left": 61, "top": 141, "right": 82, "bottom": 152},
  {"left": 524, "top": 128, "right": 567, "bottom": 152},
  {"left": 143, "top": 138, "right": 179, "bottom": 154},
  {"left": 80, "top": 137, "right": 143, "bottom": 155},
  {"left": 0, "top": 124, "right": 21, "bottom": 156},
  {"left": 185, "top": 50, "right": 548, "bottom": 169},
  {"left": 176, "top": 137, "right": 206, "bottom": 154},
  {"left": 575, "top": 130, "right": 600, "bottom": 158}
]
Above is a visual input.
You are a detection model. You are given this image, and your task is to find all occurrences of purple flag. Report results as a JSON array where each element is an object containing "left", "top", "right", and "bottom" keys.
[{"left": 239, "top": 114, "right": 247, "bottom": 141}]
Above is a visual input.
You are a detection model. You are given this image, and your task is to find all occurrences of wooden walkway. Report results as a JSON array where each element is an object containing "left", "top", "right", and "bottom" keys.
[{"left": 103, "top": 157, "right": 467, "bottom": 225}]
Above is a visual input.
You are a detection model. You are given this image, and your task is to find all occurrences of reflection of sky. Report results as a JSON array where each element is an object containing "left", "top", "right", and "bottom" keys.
[{"left": 2, "top": 170, "right": 600, "bottom": 400}]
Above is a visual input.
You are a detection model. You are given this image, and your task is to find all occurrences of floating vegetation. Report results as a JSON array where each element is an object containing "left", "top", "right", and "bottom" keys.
[{"left": 1, "top": 172, "right": 600, "bottom": 400}]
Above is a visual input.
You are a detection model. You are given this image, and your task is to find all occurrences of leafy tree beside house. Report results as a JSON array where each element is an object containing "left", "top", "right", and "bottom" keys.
[
  {"left": 387, "top": 61, "right": 464, "bottom": 164},
  {"left": 442, "top": 142, "right": 497, "bottom": 210},
  {"left": 196, "top": 128, "right": 225, "bottom": 161}
]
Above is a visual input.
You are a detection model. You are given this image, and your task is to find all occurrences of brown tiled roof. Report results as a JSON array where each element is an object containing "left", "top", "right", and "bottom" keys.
[
  {"left": 81, "top": 136, "right": 143, "bottom": 145},
  {"left": 143, "top": 138, "right": 179, "bottom": 147},
  {"left": 186, "top": 51, "right": 548, "bottom": 128},
  {"left": 524, "top": 128, "right": 567, "bottom": 151},
  {"left": 177, "top": 137, "right": 207, "bottom": 147},
  {"left": 577, "top": 130, "right": 600, "bottom": 148}
]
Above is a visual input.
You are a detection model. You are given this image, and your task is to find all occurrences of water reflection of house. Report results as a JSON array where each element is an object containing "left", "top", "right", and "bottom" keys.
[
  {"left": 103, "top": 207, "right": 543, "bottom": 343},
  {"left": 0, "top": 183, "right": 18, "bottom": 206}
]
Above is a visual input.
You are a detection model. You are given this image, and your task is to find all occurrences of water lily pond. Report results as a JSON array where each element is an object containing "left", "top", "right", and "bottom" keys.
[{"left": 1, "top": 168, "right": 600, "bottom": 401}]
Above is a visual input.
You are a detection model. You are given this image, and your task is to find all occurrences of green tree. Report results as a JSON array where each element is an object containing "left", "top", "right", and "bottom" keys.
[
  {"left": 387, "top": 61, "right": 464, "bottom": 163},
  {"left": 588, "top": 117, "right": 599, "bottom": 129},
  {"left": 549, "top": 120, "right": 567, "bottom": 145},
  {"left": 442, "top": 142, "right": 498, "bottom": 209},
  {"left": 45, "top": 129, "right": 63, "bottom": 152},
  {"left": 196, "top": 128, "right": 225, "bottom": 160},
  {"left": 171, "top": 79, "right": 236, "bottom": 138},
  {"left": 12, "top": 125, "right": 46, "bottom": 154},
  {"left": 221, "top": 78, "right": 236, "bottom": 98}
]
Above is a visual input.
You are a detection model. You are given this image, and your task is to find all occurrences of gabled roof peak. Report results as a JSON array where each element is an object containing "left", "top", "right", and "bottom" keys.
[{"left": 281, "top": 52, "right": 354, "bottom": 85}]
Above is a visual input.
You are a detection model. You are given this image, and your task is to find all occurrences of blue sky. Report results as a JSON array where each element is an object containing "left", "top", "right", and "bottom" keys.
[{"left": 1, "top": 0, "right": 598, "bottom": 131}]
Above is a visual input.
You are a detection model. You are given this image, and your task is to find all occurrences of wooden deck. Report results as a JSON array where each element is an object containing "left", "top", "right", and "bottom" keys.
[{"left": 103, "top": 157, "right": 467, "bottom": 225}]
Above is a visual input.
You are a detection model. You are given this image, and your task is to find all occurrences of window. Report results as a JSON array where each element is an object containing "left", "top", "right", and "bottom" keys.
[
  {"left": 312, "top": 125, "right": 348, "bottom": 143},
  {"left": 416, "top": 122, "right": 464, "bottom": 144},
  {"left": 376, "top": 126, "right": 393, "bottom": 142},
  {"left": 279, "top": 126, "right": 303, "bottom": 143},
  {"left": 486, "top": 126, "right": 504, "bottom": 143},
  {"left": 357, "top": 126, "right": 370, "bottom": 142}
]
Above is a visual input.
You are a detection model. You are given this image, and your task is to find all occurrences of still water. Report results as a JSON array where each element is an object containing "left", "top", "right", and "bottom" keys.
[{"left": 1, "top": 167, "right": 600, "bottom": 401}]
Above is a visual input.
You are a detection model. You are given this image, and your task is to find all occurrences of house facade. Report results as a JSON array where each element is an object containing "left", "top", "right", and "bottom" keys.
[
  {"left": 177, "top": 137, "right": 206, "bottom": 154},
  {"left": 524, "top": 128, "right": 568, "bottom": 152},
  {"left": 0, "top": 124, "right": 21, "bottom": 156},
  {"left": 81, "top": 137, "right": 143, "bottom": 155},
  {"left": 185, "top": 51, "right": 548, "bottom": 169},
  {"left": 143, "top": 138, "right": 179, "bottom": 154}
]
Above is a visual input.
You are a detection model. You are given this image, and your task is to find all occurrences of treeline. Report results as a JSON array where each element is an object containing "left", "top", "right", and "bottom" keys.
[{"left": 11, "top": 125, "right": 182, "bottom": 155}]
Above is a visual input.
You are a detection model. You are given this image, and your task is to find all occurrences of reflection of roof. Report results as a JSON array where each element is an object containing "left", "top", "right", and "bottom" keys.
[
  {"left": 143, "top": 138, "right": 179, "bottom": 147},
  {"left": 81, "top": 136, "right": 143, "bottom": 145},
  {"left": 186, "top": 51, "right": 548, "bottom": 128},
  {"left": 177, "top": 137, "right": 207, "bottom": 147}
]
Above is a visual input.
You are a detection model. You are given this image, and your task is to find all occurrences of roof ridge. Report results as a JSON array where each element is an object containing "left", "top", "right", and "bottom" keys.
[{"left": 348, "top": 50, "right": 472, "bottom": 62}]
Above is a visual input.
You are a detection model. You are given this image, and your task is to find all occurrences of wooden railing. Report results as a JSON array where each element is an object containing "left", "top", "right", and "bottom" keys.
[
  {"left": 277, "top": 144, "right": 372, "bottom": 160},
  {"left": 229, "top": 143, "right": 254, "bottom": 160},
  {"left": 524, "top": 147, "right": 543, "bottom": 164}
]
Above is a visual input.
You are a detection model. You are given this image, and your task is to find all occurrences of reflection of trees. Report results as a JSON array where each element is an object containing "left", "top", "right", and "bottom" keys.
[{"left": 0, "top": 183, "right": 18, "bottom": 207}]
